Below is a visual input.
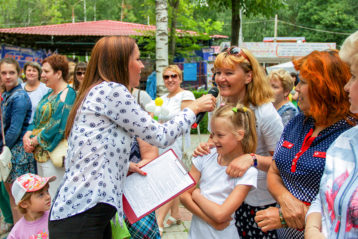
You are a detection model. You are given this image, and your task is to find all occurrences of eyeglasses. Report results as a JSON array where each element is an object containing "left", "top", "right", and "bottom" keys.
[
  {"left": 163, "top": 74, "right": 178, "bottom": 80},
  {"left": 226, "top": 46, "right": 250, "bottom": 63},
  {"left": 76, "top": 71, "right": 85, "bottom": 76}
]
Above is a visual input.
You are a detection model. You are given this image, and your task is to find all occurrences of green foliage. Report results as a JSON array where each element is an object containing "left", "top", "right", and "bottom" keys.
[
  {"left": 1, "top": 0, "right": 356, "bottom": 52},
  {"left": 190, "top": 90, "right": 210, "bottom": 134},
  {"left": 0, "top": 0, "right": 224, "bottom": 59},
  {"left": 206, "top": 0, "right": 285, "bottom": 45},
  {"left": 242, "top": 0, "right": 357, "bottom": 46}
]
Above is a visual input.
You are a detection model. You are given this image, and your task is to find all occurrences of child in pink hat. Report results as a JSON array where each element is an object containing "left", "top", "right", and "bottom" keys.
[{"left": 8, "top": 173, "right": 56, "bottom": 239}]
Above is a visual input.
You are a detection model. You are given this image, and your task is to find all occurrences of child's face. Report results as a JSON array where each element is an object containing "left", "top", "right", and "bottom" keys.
[
  {"left": 211, "top": 117, "right": 242, "bottom": 159},
  {"left": 28, "top": 185, "right": 52, "bottom": 212}
]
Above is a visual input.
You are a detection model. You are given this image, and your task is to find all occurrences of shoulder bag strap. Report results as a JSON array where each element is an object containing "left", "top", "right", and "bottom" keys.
[{"left": 137, "top": 89, "right": 141, "bottom": 107}]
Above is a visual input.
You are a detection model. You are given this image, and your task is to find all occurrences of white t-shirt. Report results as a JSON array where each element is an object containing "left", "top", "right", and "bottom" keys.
[
  {"left": 245, "top": 102, "right": 283, "bottom": 206},
  {"left": 158, "top": 90, "right": 195, "bottom": 158},
  {"left": 189, "top": 148, "right": 258, "bottom": 239},
  {"left": 208, "top": 101, "right": 283, "bottom": 206},
  {"left": 21, "top": 82, "right": 50, "bottom": 123}
]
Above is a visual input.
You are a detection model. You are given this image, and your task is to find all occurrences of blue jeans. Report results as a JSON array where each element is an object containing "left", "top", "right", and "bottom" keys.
[{"left": 49, "top": 203, "right": 116, "bottom": 239}]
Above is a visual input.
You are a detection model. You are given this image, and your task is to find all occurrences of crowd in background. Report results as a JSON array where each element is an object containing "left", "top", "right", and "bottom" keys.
[{"left": 0, "top": 31, "right": 357, "bottom": 239}]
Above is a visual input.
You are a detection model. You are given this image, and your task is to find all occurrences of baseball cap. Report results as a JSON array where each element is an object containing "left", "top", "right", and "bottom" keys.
[{"left": 12, "top": 173, "right": 56, "bottom": 205}]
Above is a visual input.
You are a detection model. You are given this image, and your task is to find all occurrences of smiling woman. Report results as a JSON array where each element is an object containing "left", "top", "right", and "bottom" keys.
[
  {"left": 193, "top": 46, "right": 284, "bottom": 239},
  {"left": 156, "top": 65, "right": 196, "bottom": 235}
]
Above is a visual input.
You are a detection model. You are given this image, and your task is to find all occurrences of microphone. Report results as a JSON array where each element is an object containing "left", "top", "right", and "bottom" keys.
[{"left": 192, "top": 87, "right": 219, "bottom": 129}]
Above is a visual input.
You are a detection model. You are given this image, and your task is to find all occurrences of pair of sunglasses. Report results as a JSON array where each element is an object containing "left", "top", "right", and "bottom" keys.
[
  {"left": 76, "top": 71, "right": 85, "bottom": 76},
  {"left": 226, "top": 46, "right": 251, "bottom": 63},
  {"left": 163, "top": 74, "right": 178, "bottom": 80}
]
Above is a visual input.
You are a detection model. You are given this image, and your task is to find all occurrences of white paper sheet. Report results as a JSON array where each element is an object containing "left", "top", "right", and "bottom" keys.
[{"left": 123, "top": 150, "right": 194, "bottom": 217}]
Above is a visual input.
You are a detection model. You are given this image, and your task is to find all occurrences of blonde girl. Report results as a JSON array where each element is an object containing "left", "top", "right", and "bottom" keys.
[{"left": 181, "top": 104, "right": 258, "bottom": 239}]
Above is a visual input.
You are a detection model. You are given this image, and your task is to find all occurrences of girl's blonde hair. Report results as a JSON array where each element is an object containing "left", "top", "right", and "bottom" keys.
[
  {"left": 212, "top": 103, "right": 257, "bottom": 153},
  {"left": 214, "top": 47, "right": 274, "bottom": 107}
]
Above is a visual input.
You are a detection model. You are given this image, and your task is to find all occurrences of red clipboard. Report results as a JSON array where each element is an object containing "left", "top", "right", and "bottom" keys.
[{"left": 123, "top": 149, "right": 196, "bottom": 224}]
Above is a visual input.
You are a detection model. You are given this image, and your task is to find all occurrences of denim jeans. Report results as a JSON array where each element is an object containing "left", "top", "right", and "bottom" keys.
[{"left": 49, "top": 203, "right": 116, "bottom": 239}]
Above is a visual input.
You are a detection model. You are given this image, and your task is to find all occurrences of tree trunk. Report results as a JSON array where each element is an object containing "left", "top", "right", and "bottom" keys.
[
  {"left": 231, "top": 0, "right": 241, "bottom": 46},
  {"left": 155, "top": 0, "right": 169, "bottom": 96},
  {"left": 168, "top": 0, "right": 179, "bottom": 63}
]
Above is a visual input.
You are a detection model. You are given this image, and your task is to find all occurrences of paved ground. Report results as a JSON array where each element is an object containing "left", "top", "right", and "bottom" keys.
[{"left": 161, "top": 134, "right": 209, "bottom": 239}]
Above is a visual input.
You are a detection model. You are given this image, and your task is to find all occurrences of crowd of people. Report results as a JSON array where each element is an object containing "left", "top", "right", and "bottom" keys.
[{"left": 0, "top": 30, "right": 357, "bottom": 239}]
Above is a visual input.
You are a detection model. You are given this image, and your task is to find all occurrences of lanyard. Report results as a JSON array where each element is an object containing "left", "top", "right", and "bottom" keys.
[{"left": 291, "top": 128, "right": 316, "bottom": 173}]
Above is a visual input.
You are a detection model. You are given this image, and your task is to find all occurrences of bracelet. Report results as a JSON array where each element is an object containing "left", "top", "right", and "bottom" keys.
[
  {"left": 250, "top": 153, "right": 258, "bottom": 168},
  {"left": 279, "top": 208, "right": 288, "bottom": 228}
]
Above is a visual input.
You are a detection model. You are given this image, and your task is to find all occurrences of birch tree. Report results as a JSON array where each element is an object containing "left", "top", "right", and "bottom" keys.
[{"left": 155, "top": 0, "right": 169, "bottom": 96}]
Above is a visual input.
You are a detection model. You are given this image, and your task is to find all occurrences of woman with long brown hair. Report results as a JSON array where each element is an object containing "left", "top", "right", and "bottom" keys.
[{"left": 48, "top": 36, "right": 215, "bottom": 238}]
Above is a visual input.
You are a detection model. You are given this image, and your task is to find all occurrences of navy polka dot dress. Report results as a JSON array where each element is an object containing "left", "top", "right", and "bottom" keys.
[{"left": 274, "top": 114, "right": 353, "bottom": 238}]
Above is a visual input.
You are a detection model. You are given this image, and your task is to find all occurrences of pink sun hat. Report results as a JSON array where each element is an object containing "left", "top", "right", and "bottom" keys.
[{"left": 11, "top": 173, "right": 56, "bottom": 205}]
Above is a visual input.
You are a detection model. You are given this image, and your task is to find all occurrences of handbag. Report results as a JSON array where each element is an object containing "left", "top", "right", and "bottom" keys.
[
  {"left": 0, "top": 104, "right": 12, "bottom": 182},
  {"left": 48, "top": 139, "right": 68, "bottom": 168},
  {"left": 111, "top": 213, "right": 131, "bottom": 239}
]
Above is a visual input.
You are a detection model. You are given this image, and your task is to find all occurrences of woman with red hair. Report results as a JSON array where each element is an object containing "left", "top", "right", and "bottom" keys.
[{"left": 254, "top": 50, "right": 357, "bottom": 239}]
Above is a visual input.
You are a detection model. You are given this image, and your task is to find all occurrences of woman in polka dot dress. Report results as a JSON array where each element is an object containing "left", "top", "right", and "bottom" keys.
[
  {"left": 254, "top": 50, "right": 358, "bottom": 239},
  {"left": 305, "top": 30, "right": 358, "bottom": 239}
]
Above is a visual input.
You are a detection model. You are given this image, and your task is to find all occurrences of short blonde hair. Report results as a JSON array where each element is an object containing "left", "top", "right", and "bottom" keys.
[
  {"left": 340, "top": 31, "right": 358, "bottom": 72},
  {"left": 214, "top": 48, "right": 274, "bottom": 107},
  {"left": 162, "top": 65, "right": 183, "bottom": 82},
  {"left": 268, "top": 69, "right": 294, "bottom": 94}
]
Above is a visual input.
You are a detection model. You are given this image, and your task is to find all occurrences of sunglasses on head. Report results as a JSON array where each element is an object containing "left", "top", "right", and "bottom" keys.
[
  {"left": 163, "top": 74, "right": 178, "bottom": 80},
  {"left": 76, "top": 71, "right": 85, "bottom": 76},
  {"left": 226, "top": 46, "right": 251, "bottom": 63}
]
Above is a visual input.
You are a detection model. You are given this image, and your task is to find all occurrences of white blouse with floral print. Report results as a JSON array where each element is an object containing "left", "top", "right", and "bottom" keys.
[{"left": 50, "top": 81, "right": 195, "bottom": 221}]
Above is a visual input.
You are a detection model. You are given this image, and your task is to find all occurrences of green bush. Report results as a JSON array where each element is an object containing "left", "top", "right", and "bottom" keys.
[{"left": 190, "top": 90, "right": 209, "bottom": 134}]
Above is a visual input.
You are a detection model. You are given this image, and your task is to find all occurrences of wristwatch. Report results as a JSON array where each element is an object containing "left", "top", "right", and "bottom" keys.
[{"left": 250, "top": 153, "right": 258, "bottom": 168}]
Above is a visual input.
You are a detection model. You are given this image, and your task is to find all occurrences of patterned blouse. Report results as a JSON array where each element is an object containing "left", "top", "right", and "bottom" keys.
[
  {"left": 308, "top": 125, "right": 358, "bottom": 238},
  {"left": 50, "top": 81, "right": 196, "bottom": 221},
  {"left": 277, "top": 101, "right": 298, "bottom": 126},
  {"left": 274, "top": 113, "right": 353, "bottom": 203},
  {"left": 28, "top": 85, "right": 76, "bottom": 152}
]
